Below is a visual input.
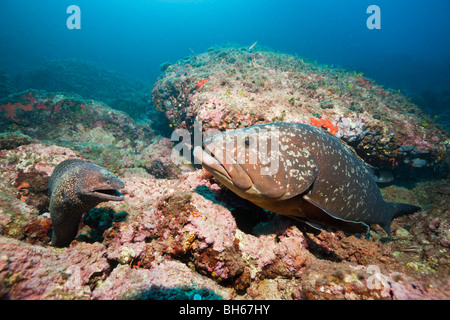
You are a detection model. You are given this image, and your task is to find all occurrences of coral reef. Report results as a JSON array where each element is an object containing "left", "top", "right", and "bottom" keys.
[
  {"left": 28, "top": 59, "right": 152, "bottom": 119},
  {"left": 0, "top": 152, "right": 448, "bottom": 299},
  {"left": 0, "top": 47, "right": 448, "bottom": 300},
  {"left": 152, "top": 47, "right": 448, "bottom": 172},
  {"left": 0, "top": 90, "right": 185, "bottom": 178}
]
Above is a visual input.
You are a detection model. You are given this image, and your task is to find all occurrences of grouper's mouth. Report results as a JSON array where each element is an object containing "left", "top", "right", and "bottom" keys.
[{"left": 193, "top": 145, "right": 253, "bottom": 190}]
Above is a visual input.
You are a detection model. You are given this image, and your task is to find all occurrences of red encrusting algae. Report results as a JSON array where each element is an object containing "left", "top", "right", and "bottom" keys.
[
  {"left": 309, "top": 117, "right": 338, "bottom": 135},
  {"left": 197, "top": 78, "right": 208, "bottom": 88},
  {"left": 0, "top": 91, "right": 56, "bottom": 122}
]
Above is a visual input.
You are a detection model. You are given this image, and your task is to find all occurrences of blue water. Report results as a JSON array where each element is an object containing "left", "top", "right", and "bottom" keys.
[{"left": 1, "top": 0, "right": 449, "bottom": 112}]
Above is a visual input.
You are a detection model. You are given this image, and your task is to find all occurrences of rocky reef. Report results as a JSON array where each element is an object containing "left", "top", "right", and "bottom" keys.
[
  {"left": 0, "top": 89, "right": 185, "bottom": 178},
  {"left": 0, "top": 152, "right": 448, "bottom": 299},
  {"left": 28, "top": 59, "right": 153, "bottom": 120},
  {"left": 152, "top": 47, "right": 448, "bottom": 172},
  {"left": 0, "top": 47, "right": 449, "bottom": 300}
]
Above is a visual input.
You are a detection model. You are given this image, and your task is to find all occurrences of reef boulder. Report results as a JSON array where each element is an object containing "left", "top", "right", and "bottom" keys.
[
  {"left": 1, "top": 154, "right": 448, "bottom": 299},
  {"left": 0, "top": 90, "right": 186, "bottom": 178},
  {"left": 28, "top": 59, "right": 152, "bottom": 119},
  {"left": 152, "top": 46, "right": 449, "bottom": 171}
]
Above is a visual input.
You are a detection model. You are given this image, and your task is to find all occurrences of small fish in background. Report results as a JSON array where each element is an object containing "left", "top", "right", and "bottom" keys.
[{"left": 248, "top": 41, "right": 258, "bottom": 51}]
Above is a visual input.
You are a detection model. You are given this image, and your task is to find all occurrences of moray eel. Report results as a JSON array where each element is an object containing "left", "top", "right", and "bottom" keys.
[
  {"left": 48, "top": 159, "right": 125, "bottom": 247},
  {"left": 193, "top": 122, "right": 421, "bottom": 236}
]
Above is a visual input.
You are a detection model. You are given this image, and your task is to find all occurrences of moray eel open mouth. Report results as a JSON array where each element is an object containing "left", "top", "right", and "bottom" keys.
[
  {"left": 88, "top": 176, "right": 126, "bottom": 201},
  {"left": 89, "top": 188, "right": 125, "bottom": 201},
  {"left": 193, "top": 145, "right": 253, "bottom": 190}
]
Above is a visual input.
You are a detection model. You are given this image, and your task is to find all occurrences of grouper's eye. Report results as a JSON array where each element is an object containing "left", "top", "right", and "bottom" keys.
[
  {"left": 106, "top": 179, "right": 111, "bottom": 185},
  {"left": 244, "top": 137, "right": 251, "bottom": 148}
]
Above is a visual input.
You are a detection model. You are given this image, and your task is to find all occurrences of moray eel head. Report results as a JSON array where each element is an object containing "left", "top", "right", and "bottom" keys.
[
  {"left": 81, "top": 167, "right": 125, "bottom": 202},
  {"left": 48, "top": 158, "right": 126, "bottom": 247}
]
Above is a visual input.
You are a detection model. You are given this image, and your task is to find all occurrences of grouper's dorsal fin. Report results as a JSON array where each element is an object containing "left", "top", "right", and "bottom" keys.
[{"left": 302, "top": 195, "right": 369, "bottom": 234}]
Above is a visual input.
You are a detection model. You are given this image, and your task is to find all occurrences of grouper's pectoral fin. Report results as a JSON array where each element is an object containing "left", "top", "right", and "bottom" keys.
[{"left": 302, "top": 195, "right": 369, "bottom": 234}]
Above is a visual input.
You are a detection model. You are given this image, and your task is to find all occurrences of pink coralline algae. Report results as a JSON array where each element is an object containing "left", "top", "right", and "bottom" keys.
[
  {"left": 0, "top": 237, "right": 110, "bottom": 299},
  {"left": 185, "top": 193, "right": 237, "bottom": 252},
  {"left": 0, "top": 154, "right": 449, "bottom": 299},
  {"left": 0, "top": 47, "right": 449, "bottom": 300},
  {"left": 152, "top": 47, "right": 448, "bottom": 170},
  {"left": 91, "top": 260, "right": 232, "bottom": 300}
]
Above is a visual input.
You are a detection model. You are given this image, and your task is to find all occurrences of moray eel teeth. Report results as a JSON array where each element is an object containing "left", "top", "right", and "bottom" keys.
[
  {"left": 88, "top": 187, "right": 125, "bottom": 201},
  {"left": 48, "top": 158, "right": 126, "bottom": 247}
]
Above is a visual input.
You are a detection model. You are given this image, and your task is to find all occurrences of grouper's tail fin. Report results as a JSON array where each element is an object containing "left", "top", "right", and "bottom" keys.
[
  {"left": 382, "top": 202, "right": 422, "bottom": 236},
  {"left": 390, "top": 202, "right": 422, "bottom": 219}
]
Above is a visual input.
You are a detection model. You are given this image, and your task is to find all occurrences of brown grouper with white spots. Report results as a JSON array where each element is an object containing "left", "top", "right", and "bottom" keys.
[
  {"left": 48, "top": 159, "right": 125, "bottom": 247},
  {"left": 194, "top": 122, "right": 421, "bottom": 236}
]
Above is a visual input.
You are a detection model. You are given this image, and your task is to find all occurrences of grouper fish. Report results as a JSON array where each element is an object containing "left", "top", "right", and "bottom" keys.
[
  {"left": 193, "top": 122, "right": 421, "bottom": 236},
  {"left": 48, "top": 159, "right": 125, "bottom": 247}
]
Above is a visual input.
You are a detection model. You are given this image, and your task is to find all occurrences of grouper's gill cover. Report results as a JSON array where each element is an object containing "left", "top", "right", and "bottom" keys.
[{"left": 194, "top": 122, "right": 421, "bottom": 235}]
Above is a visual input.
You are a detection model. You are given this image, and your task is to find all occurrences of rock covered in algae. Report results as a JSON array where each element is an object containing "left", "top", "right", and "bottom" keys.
[
  {"left": 0, "top": 131, "right": 33, "bottom": 150},
  {"left": 0, "top": 90, "right": 186, "bottom": 178},
  {"left": 0, "top": 48, "right": 448, "bottom": 300},
  {"left": 0, "top": 153, "right": 448, "bottom": 299},
  {"left": 0, "top": 89, "right": 152, "bottom": 145},
  {"left": 28, "top": 59, "right": 152, "bottom": 119},
  {"left": 152, "top": 46, "right": 449, "bottom": 170}
]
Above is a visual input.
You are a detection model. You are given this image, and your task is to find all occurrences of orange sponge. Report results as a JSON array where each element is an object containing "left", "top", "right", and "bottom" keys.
[{"left": 310, "top": 117, "right": 338, "bottom": 135}]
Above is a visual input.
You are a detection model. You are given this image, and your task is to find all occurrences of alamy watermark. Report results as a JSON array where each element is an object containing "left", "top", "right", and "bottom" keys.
[
  {"left": 367, "top": 5, "right": 381, "bottom": 29},
  {"left": 363, "top": 265, "right": 390, "bottom": 290},
  {"left": 66, "top": 5, "right": 81, "bottom": 29},
  {"left": 65, "top": 5, "right": 380, "bottom": 31}
]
